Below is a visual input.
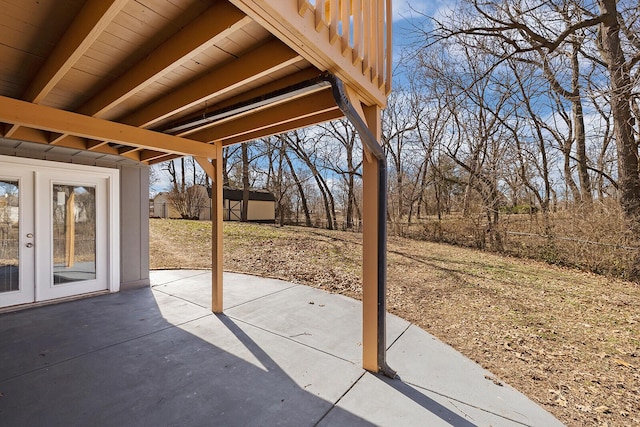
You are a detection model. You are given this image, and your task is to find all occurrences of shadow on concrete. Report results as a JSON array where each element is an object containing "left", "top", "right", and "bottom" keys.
[
  {"left": 376, "top": 375, "right": 479, "bottom": 427},
  {"left": 0, "top": 287, "right": 371, "bottom": 426}
]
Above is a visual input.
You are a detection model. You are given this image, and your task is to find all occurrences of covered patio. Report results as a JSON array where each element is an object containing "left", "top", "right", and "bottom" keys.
[{"left": 0, "top": 270, "right": 563, "bottom": 426}]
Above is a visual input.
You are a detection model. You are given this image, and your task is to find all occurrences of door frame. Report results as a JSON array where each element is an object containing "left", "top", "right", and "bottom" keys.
[
  {"left": 0, "top": 165, "right": 34, "bottom": 307},
  {"left": 0, "top": 155, "right": 120, "bottom": 306}
]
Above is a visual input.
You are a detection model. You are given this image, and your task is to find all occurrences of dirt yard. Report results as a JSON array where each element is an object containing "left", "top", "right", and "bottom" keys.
[{"left": 150, "top": 219, "right": 640, "bottom": 427}]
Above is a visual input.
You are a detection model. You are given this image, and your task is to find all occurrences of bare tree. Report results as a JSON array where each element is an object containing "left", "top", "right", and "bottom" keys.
[
  {"left": 282, "top": 130, "right": 337, "bottom": 229},
  {"left": 162, "top": 157, "right": 208, "bottom": 219},
  {"left": 316, "top": 119, "right": 362, "bottom": 229},
  {"left": 427, "top": 0, "right": 640, "bottom": 236}
]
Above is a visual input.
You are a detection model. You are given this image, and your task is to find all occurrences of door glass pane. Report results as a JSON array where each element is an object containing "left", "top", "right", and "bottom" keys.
[
  {"left": 0, "top": 180, "right": 19, "bottom": 293},
  {"left": 52, "top": 185, "right": 96, "bottom": 284}
]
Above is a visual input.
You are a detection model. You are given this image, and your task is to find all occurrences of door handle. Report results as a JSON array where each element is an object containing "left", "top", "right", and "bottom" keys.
[{"left": 25, "top": 243, "right": 34, "bottom": 248}]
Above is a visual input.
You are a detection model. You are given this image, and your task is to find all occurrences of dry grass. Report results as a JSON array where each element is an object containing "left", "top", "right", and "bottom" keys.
[
  {"left": 392, "top": 201, "right": 638, "bottom": 281},
  {"left": 150, "top": 219, "right": 640, "bottom": 427}
]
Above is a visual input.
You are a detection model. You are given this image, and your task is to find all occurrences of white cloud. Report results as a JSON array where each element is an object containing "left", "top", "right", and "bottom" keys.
[
  {"left": 392, "top": 0, "right": 430, "bottom": 21},
  {"left": 392, "top": 0, "right": 456, "bottom": 22}
]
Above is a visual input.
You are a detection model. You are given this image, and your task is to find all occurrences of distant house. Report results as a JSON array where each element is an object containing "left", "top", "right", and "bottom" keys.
[{"left": 152, "top": 186, "right": 275, "bottom": 223}]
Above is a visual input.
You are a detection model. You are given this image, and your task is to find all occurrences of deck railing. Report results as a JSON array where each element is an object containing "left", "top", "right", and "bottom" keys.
[{"left": 297, "top": 0, "right": 392, "bottom": 96}]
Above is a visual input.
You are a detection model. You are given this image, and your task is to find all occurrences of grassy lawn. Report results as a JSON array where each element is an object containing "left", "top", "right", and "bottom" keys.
[{"left": 150, "top": 219, "right": 640, "bottom": 427}]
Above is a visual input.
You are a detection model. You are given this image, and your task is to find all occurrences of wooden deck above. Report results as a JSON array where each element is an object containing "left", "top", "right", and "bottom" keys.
[{"left": 0, "top": 0, "right": 392, "bottom": 164}]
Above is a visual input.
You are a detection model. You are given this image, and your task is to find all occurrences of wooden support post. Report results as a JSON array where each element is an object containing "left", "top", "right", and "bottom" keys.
[
  {"left": 195, "top": 144, "right": 224, "bottom": 313},
  {"left": 361, "top": 104, "right": 382, "bottom": 371},
  {"left": 211, "top": 142, "right": 224, "bottom": 313}
]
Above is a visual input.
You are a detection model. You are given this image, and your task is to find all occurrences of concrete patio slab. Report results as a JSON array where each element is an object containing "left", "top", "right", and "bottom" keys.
[
  {"left": 386, "top": 325, "right": 562, "bottom": 426},
  {"left": 1, "top": 312, "right": 364, "bottom": 426},
  {"left": 148, "top": 269, "right": 209, "bottom": 286},
  {"left": 0, "top": 270, "right": 564, "bottom": 426},
  {"left": 225, "top": 284, "right": 411, "bottom": 364},
  {"left": 153, "top": 271, "right": 299, "bottom": 310},
  {"left": 319, "top": 326, "right": 564, "bottom": 426},
  {"left": 0, "top": 288, "right": 208, "bottom": 382}
]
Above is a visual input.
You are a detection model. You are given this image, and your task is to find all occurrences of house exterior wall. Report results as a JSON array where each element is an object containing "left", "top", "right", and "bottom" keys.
[
  {"left": 0, "top": 140, "right": 149, "bottom": 293},
  {"left": 119, "top": 165, "right": 150, "bottom": 290}
]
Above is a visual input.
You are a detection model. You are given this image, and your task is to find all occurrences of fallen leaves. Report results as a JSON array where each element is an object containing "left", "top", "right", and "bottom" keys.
[
  {"left": 612, "top": 358, "right": 636, "bottom": 370},
  {"left": 484, "top": 375, "right": 503, "bottom": 386}
]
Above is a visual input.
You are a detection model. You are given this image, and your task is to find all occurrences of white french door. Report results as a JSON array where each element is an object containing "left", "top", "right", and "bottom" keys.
[
  {"left": 0, "top": 157, "right": 119, "bottom": 308},
  {"left": 0, "top": 165, "right": 34, "bottom": 307}
]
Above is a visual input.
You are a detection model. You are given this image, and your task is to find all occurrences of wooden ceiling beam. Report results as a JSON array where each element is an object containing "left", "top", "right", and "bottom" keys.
[
  {"left": 86, "top": 140, "right": 109, "bottom": 150},
  {"left": 118, "top": 150, "right": 142, "bottom": 162},
  {"left": 4, "top": 127, "right": 52, "bottom": 145},
  {"left": 79, "top": 2, "right": 251, "bottom": 119},
  {"left": 0, "top": 95, "right": 216, "bottom": 159},
  {"left": 147, "top": 153, "right": 181, "bottom": 165},
  {"left": 190, "top": 88, "right": 338, "bottom": 142},
  {"left": 118, "top": 146, "right": 141, "bottom": 155},
  {"left": 5, "top": 126, "right": 127, "bottom": 157},
  {"left": 140, "top": 150, "right": 171, "bottom": 163},
  {"left": 4, "top": 0, "right": 128, "bottom": 142},
  {"left": 122, "top": 38, "right": 303, "bottom": 128},
  {"left": 176, "top": 81, "right": 330, "bottom": 137},
  {"left": 168, "top": 67, "right": 324, "bottom": 130},
  {"left": 221, "top": 109, "right": 344, "bottom": 146},
  {"left": 23, "top": 0, "right": 129, "bottom": 104}
]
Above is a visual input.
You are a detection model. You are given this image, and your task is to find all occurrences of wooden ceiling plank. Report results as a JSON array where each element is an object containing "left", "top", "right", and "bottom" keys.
[
  {"left": 122, "top": 39, "right": 302, "bottom": 128},
  {"left": 23, "top": 0, "right": 130, "bottom": 104},
  {"left": 0, "top": 95, "right": 216, "bottom": 159},
  {"left": 221, "top": 109, "right": 344, "bottom": 146},
  {"left": 79, "top": 3, "right": 251, "bottom": 118},
  {"left": 190, "top": 88, "right": 338, "bottom": 142}
]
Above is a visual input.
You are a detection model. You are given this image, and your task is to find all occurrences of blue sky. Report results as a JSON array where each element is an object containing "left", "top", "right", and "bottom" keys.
[{"left": 390, "top": 0, "right": 452, "bottom": 85}]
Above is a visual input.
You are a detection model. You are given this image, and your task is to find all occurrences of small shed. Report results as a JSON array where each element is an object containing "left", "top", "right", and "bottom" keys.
[
  {"left": 198, "top": 186, "right": 275, "bottom": 222},
  {"left": 223, "top": 187, "right": 276, "bottom": 222},
  {"left": 153, "top": 186, "right": 275, "bottom": 222},
  {"left": 150, "top": 192, "right": 181, "bottom": 219}
]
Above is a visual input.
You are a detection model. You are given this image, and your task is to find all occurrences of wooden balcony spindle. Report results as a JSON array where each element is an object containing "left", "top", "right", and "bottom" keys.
[
  {"left": 340, "top": 0, "right": 350, "bottom": 53},
  {"left": 363, "top": 0, "right": 372, "bottom": 78},
  {"left": 352, "top": 0, "right": 362, "bottom": 65},
  {"left": 316, "top": 0, "right": 326, "bottom": 30},
  {"left": 329, "top": 0, "right": 339, "bottom": 44},
  {"left": 385, "top": 0, "right": 392, "bottom": 93}
]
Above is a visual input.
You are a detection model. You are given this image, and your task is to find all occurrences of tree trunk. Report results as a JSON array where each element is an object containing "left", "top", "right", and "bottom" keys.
[
  {"left": 283, "top": 151, "right": 312, "bottom": 227},
  {"left": 598, "top": 0, "right": 640, "bottom": 230},
  {"left": 569, "top": 42, "right": 593, "bottom": 204},
  {"left": 563, "top": 140, "right": 582, "bottom": 203},
  {"left": 241, "top": 143, "right": 249, "bottom": 222}
]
